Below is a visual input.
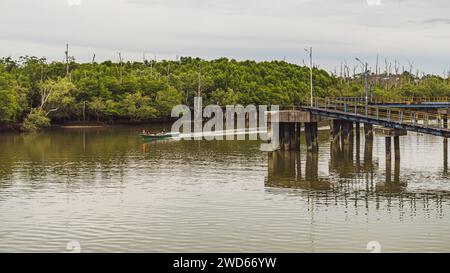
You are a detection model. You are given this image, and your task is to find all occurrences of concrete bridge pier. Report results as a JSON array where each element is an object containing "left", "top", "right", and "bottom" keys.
[
  {"left": 267, "top": 110, "right": 319, "bottom": 151},
  {"left": 331, "top": 120, "right": 342, "bottom": 142},
  {"left": 279, "top": 122, "right": 301, "bottom": 151},
  {"left": 375, "top": 127, "right": 407, "bottom": 171},
  {"left": 342, "top": 120, "right": 354, "bottom": 145},
  {"left": 305, "top": 122, "right": 318, "bottom": 151},
  {"left": 355, "top": 122, "right": 361, "bottom": 143},
  {"left": 438, "top": 109, "right": 449, "bottom": 129},
  {"left": 331, "top": 119, "right": 354, "bottom": 145},
  {"left": 438, "top": 109, "right": 449, "bottom": 173},
  {"left": 364, "top": 124, "right": 374, "bottom": 141},
  {"left": 394, "top": 136, "right": 401, "bottom": 160},
  {"left": 385, "top": 136, "right": 392, "bottom": 161}
]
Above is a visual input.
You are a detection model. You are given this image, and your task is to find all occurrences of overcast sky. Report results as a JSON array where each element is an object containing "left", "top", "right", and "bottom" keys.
[{"left": 0, "top": 0, "right": 449, "bottom": 74}]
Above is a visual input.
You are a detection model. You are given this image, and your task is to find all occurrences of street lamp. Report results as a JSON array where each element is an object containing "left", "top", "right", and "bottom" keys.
[
  {"left": 305, "top": 47, "right": 313, "bottom": 107},
  {"left": 356, "top": 57, "right": 369, "bottom": 116}
]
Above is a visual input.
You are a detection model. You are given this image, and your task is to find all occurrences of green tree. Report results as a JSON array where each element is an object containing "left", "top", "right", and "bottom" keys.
[
  {"left": 22, "top": 109, "right": 50, "bottom": 132},
  {"left": 120, "top": 91, "right": 157, "bottom": 121},
  {"left": 155, "top": 86, "right": 184, "bottom": 116},
  {"left": 39, "top": 77, "right": 79, "bottom": 119}
]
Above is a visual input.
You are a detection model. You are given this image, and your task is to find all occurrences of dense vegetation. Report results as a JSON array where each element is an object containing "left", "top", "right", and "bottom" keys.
[{"left": 1, "top": 56, "right": 450, "bottom": 131}]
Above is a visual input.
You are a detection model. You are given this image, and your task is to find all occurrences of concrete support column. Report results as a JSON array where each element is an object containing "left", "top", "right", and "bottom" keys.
[
  {"left": 266, "top": 110, "right": 318, "bottom": 151},
  {"left": 305, "top": 123, "right": 313, "bottom": 151},
  {"left": 394, "top": 155, "right": 400, "bottom": 184},
  {"left": 278, "top": 122, "right": 285, "bottom": 150},
  {"left": 312, "top": 122, "right": 318, "bottom": 149},
  {"left": 331, "top": 120, "right": 342, "bottom": 142},
  {"left": 355, "top": 122, "right": 361, "bottom": 143},
  {"left": 283, "top": 122, "right": 290, "bottom": 151},
  {"left": 394, "top": 136, "right": 400, "bottom": 160},
  {"left": 364, "top": 123, "right": 374, "bottom": 141},
  {"left": 363, "top": 137, "right": 373, "bottom": 172},
  {"left": 385, "top": 137, "right": 392, "bottom": 161},
  {"left": 438, "top": 109, "right": 449, "bottom": 129},
  {"left": 305, "top": 122, "right": 318, "bottom": 151},
  {"left": 385, "top": 136, "right": 392, "bottom": 183},
  {"left": 342, "top": 121, "right": 354, "bottom": 145},
  {"left": 289, "top": 123, "right": 297, "bottom": 150},
  {"left": 440, "top": 109, "right": 449, "bottom": 173},
  {"left": 295, "top": 123, "right": 301, "bottom": 150}
]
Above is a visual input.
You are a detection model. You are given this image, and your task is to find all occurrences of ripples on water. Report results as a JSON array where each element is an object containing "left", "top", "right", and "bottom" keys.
[{"left": 0, "top": 126, "right": 449, "bottom": 252}]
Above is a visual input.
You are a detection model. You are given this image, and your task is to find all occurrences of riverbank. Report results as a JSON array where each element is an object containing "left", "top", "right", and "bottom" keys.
[
  {"left": 0, "top": 123, "right": 22, "bottom": 133},
  {"left": 0, "top": 118, "right": 178, "bottom": 133}
]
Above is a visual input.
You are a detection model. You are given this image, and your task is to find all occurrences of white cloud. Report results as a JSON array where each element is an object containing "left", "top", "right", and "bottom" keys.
[
  {"left": 367, "top": 0, "right": 382, "bottom": 5},
  {"left": 66, "top": 0, "right": 81, "bottom": 6},
  {"left": 0, "top": 0, "right": 449, "bottom": 74}
]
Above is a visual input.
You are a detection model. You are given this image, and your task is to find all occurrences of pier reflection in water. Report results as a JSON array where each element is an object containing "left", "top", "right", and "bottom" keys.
[{"left": 265, "top": 132, "right": 448, "bottom": 216}]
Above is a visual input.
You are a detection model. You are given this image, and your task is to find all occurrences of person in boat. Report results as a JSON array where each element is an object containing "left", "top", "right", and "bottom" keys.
[{"left": 141, "top": 129, "right": 148, "bottom": 135}]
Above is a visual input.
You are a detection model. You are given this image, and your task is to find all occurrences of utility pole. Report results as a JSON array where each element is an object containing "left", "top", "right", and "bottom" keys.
[
  {"left": 304, "top": 47, "right": 313, "bottom": 106},
  {"left": 356, "top": 57, "right": 369, "bottom": 116},
  {"left": 65, "top": 44, "right": 70, "bottom": 79}
]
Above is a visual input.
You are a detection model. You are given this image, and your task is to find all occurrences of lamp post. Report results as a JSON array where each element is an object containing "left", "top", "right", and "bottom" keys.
[
  {"left": 356, "top": 58, "right": 369, "bottom": 116},
  {"left": 305, "top": 47, "right": 313, "bottom": 107}
]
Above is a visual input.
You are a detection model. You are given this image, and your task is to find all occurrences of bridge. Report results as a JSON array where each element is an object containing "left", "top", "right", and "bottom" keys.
[
  {"left": 331, "top": 96, "right": 450, "bottom": 109},
  {"left": 268, "top": 97, "right": 450, "bottom": 163},
  {"left": 303, "top": 98, "right": 450, "bottom": 137},
  {"left": 262, "top": 96, "right": 450, "bottom": 209}
]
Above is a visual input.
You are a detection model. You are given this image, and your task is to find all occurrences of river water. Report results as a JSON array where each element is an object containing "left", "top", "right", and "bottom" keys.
[{"left": 0, "top": 125, "right": 449, "bottom": 252}]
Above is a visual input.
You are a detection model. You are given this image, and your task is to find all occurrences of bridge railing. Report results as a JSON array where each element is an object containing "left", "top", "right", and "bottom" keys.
[
  {"left": 329, "top": 96, "right": 450, "bottom": 104},
  {"left": 295, "top": 98, "right": 450, "bottom": 131}
]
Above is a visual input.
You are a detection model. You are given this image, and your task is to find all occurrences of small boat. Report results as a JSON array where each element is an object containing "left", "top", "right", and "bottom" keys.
[{"left": 139, "top": 131, "right": 179, "bottom": 140}]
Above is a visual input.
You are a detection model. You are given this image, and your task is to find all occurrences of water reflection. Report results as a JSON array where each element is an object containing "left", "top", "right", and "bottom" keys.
[
  {"left": 1, "top": 126, "right": 450, "bottom": 252},
  {"left": 265, "top": 135, "right": 449, "bottom": 215},
  {"left": 444, "top": 139, "right": 448, "bottom": 175}
]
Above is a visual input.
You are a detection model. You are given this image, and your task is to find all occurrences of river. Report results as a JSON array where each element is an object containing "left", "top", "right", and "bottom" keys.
[{"left": 0, "top": 125, "right": 449, "bottom": 252}]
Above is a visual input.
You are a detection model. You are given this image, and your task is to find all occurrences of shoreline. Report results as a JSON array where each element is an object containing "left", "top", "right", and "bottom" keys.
[{"left": 0, "top": 118, "right": 176, "bottom": 133}]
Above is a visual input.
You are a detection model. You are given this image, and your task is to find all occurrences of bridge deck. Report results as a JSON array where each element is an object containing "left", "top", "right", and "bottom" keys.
[
  {"left": 331, "top": 97, "right": 450, "bottom": 109},
  {"left": 295, "top": 98, "right": 450, "bottom": 138}
]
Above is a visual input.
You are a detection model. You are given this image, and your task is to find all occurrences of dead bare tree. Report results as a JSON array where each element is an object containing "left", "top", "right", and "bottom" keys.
[
  {"left": 375, "top": 54, "right": 380, "bottom": 85},
  {"left": 375, "top": 54, "right": 379, "bottom": 76},
  {"left": 447, "top": 69, "right": 450, "bottom": 85},
  {"left": 302, "top": 59, "right": 307, "bottom": 67},
  {"left": 352, "top": 64, "right": 358, "bottom": 78},
  {"left": 118, "top": 52, "right": 123, "bottom": 84},
  {"left": 384, "top": 59, "right": 389, "bottom": 76},
  {"left": 408, "top": 60, "right": 414, "bottom": 75},
  {"left": 197, "top": 64, "right": 202, "bottom": 98},
  {"left": 394, "top": 59, "right": 400, "bottom": 75},
  {"left": 39, "top": 82, "right": 58, "bottom": 115}
]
